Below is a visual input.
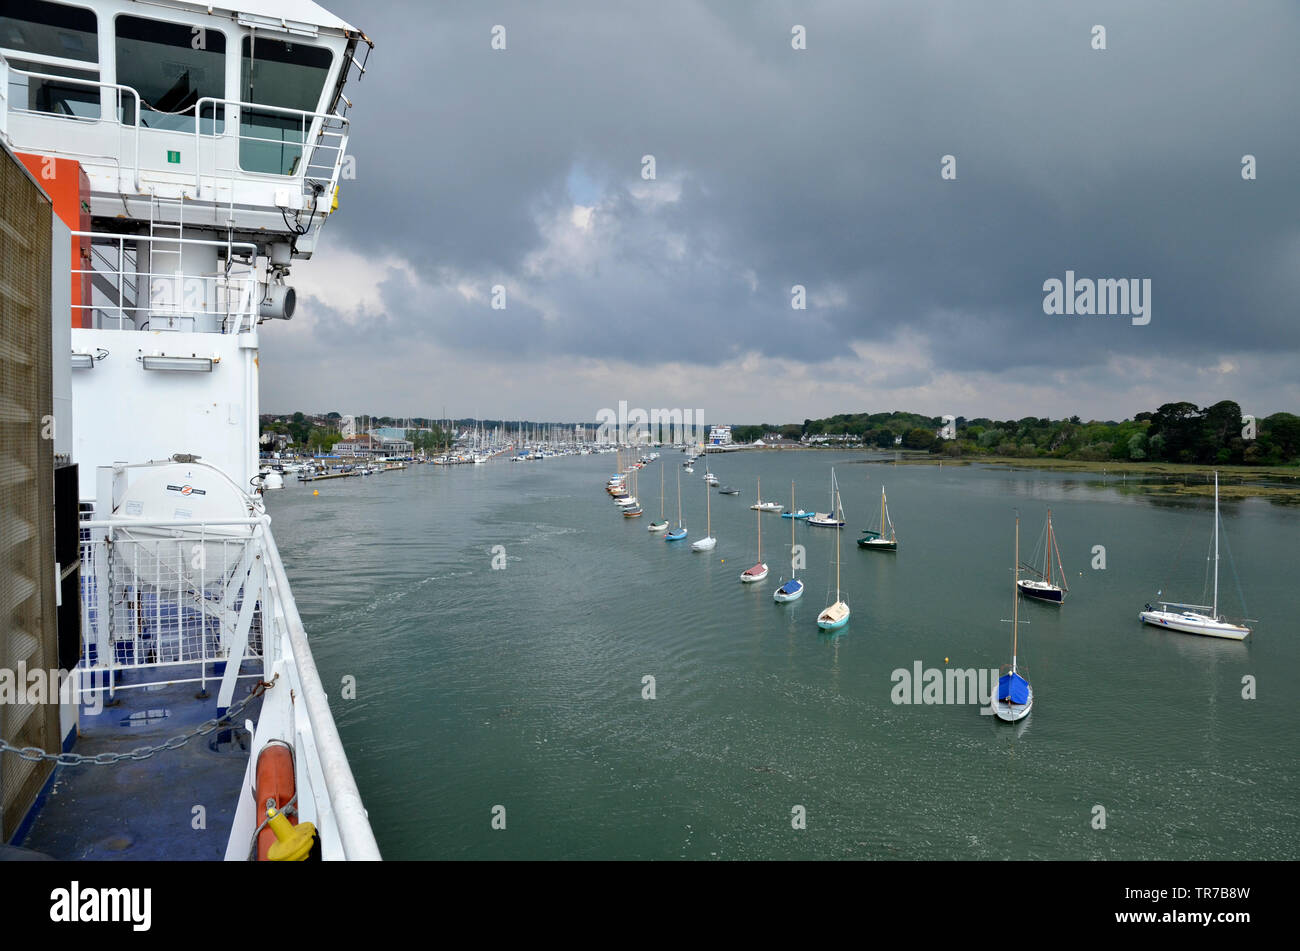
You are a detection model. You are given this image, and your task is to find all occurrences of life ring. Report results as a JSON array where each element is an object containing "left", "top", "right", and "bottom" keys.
[{"left": 255, "top": 741, "right": 295, "bottom": 861}]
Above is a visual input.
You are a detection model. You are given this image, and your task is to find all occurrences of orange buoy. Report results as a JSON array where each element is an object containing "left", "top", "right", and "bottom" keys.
[{"left": 255, "top": 742, "right": 295, "bottom": 861}]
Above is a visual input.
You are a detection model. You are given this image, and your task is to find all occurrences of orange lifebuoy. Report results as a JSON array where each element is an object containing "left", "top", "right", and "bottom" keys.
[{"left": 255, "top": 742, "right": 295, "bottom": 861}]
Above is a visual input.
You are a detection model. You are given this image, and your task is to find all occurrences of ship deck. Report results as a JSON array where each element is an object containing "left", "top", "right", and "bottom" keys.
[{"left": 14, "top": 662, "right": 263, "bottom": 861}]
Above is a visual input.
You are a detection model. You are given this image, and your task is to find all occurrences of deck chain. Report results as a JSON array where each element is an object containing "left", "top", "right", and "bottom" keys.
[{"left": 0, "top": 676, "right": 276, "bottom": 766}]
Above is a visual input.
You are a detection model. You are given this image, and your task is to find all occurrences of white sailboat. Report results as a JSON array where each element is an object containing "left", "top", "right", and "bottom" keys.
[
  {"left": 992, "top": 515, "right": 1033, "bottom": 722},
  {"left": 665, "top": 468, "right": 688, "bottom": 541},
  {"left": 691, "top": 477, "right": 716, "bottom": 551},
  {"left": 1139, "top": 472, "right": 1251, "bottom": 640},
  {"left": 740, "top": 477, "right": 769, "bottom": 582},
  {"left": 750, "top": 482, "right": 784, "bottom": 513},
  {"left": 808, "top": 468, "right": 846, "bottom": 527},
  {"left": 816, "top": 490, "right": 850, "bottom": 629},
  {"left": 648, "top": 463, "right": 669, "bottom": 532},
  {"left": 774, "top": 481, "right": 805, "bottom": 602}
]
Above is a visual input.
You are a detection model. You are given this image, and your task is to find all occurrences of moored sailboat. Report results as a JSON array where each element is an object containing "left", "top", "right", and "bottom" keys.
[
  {"left": 816, "top": 491, "right": 850, "bottom": 629},
  {"left": 691, "top": 477, "right": 716, "bottom": 551},
  {"left": 740, "top": 478, "right": 769, "bottom": 582},
  {"left": 648, "top": 463, "right": 669, "bottom": 532},
  {"left": 808, "top": 468, "right": 846, "bottom": 527},
  {"left": 1138, "top": 472, "right": 1251, "bottom": 640},
  {"left": 992, "top": 515, "right": 1033, "bottom": 722},
  {"left": 1017, "top": 509, "right": 1066, "bottom": 602},
  {"left": 858, "top": 485, "right": 898, "bottom": 551},
  {"left": 665, "top": 468, "right": 688, "bottom": 541},
  {"left": 774, "top": 481, "right": 804, "bottom": 602}
]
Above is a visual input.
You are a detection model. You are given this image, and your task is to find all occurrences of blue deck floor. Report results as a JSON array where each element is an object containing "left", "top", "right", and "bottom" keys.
[{"left": 17, "top": 663, "right": 263, "bottom": 861}]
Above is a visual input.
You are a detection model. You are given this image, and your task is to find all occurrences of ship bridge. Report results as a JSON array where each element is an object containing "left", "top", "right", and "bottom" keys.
[
  {"left": 0, "top": 0, "right": 372, "bottom": 495},
  {"left": 0, "top": 0, "right": 369, "bottom": 252}
]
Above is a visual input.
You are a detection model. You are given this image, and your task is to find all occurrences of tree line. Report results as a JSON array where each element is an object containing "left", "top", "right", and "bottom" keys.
[{"left": 793, "top": 402, "right": 1300, "bottom": 465}]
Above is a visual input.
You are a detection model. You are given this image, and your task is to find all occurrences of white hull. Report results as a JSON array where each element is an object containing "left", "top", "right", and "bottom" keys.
[
  {"left": 992, "top": 687, "right": 1034, "bottom": 722},
  {"left": 740, "top": 563, "right": 769, "bottom": 583},
  {"left": 691, "top": 536, "right": 717, "bottom": 551},
  {"left": 817, "top": 600, "right": 850, "bottom": 630},
  {"left": 1139, "top": 610, "right": 1249, "bottom": 640},
  {"left": 774, "top": 581, "right": 804, "bottom": 602}
]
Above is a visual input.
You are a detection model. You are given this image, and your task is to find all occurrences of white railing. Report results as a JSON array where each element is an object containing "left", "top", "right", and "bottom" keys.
[
  {"left": 0, "top": 57, "right": 143, "bottom": 190},
  {"left": 79, "top": 513, "right": 381, "bottom": 860},
  {"left": 193, "top": 96, "right": 350, "bottom": 205},
  {"left": 257, "top": 521, "right": 381, "bottom": 860},
  {"left": 2, "top": 53, "right": 351, "bottom": 209},
  {"left": 74, "top": 230, "right": 260, "bottom": 332},
  {"left": 78, "top": 517, "right": 268, "bottom": 704}
]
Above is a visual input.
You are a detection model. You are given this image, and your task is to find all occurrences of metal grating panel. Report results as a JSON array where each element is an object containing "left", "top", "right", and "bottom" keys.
[{"left": 0, "top": 144, "right": 58, "bottom": 842}]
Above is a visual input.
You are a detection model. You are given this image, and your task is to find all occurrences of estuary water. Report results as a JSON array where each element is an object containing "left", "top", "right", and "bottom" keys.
[{"left": 266, "top": 452, "right": 1299, "bottom": 860}]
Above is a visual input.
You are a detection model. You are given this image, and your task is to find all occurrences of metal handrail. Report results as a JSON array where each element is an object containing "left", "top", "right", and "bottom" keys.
[
  {"left": 1, "top": 58, "right": 142, "bottom": 189},
  {"left": 3, "top": 54, "right": 349, "bottom": 200},
  {"left": 192, "top": 95, "right": 350, "bottom": 191},
  {"left": 73, "top": 230, "right": 260, "bottom": 330},
  {"left": 255, "top": 519, "right": 381, "bottom": 860}
]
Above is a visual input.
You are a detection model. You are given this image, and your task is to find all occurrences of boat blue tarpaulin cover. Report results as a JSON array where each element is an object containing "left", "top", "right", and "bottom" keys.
[{"left": 998, "top": 672, "right": 1030, "bottom": 704}]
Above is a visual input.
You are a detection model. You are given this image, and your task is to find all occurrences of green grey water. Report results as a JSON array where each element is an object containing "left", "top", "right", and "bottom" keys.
[{"left": 266, "top": 453, "right": 1299, "bottom": 860}]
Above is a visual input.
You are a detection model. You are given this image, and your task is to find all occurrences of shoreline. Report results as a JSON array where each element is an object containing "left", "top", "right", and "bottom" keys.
[{"left": 857, "top": 454, "right": 1300, "bottom": 499}]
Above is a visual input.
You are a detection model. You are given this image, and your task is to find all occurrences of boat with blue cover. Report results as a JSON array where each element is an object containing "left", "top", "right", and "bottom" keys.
[{"left": 992, "top": 515, "right": 1033, "bottom": 722}]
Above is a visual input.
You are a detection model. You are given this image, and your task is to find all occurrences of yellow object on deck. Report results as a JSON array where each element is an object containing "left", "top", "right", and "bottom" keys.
[{"left": 266, "top": 808, "right": 318, "bottom": 862}]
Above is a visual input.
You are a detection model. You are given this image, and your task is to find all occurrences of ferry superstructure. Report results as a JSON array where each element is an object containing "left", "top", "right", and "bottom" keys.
[{"left": 0, "top": 0, "right": 379, "bottom": 859}]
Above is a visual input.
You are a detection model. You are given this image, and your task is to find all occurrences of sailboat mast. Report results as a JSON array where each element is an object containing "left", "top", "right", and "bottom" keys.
[
  {"left": 835, "top": 490, "right": 842, "bottom": 599},
  {"left": 880, "top": 486, "right": 885, "bottom": 536},
  {"left": 791, "top": 482, "right": 796, "bottom": 548},
  {"left": 1046, "top": 510, "right": 1053, "bottom": 586},
  {"left": 757, "top": 477, "right": 762, "bottom": 561},
  {"left": 677, "top": 468, "right": 682, "bottom": 527},
  {"left": 706, "top": 476, "right": 711, "bottom": 534},
  {"left": 1013, "top": 515, "right": 1020, "bottom": 670},
  {"left": 660, "top": 463, "right": 665, "bottom": 519},
  {"left": 1213, "top": 471, "right": 1219, "bottom": 617}
]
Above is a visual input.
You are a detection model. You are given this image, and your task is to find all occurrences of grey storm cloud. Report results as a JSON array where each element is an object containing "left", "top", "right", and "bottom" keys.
[{"left": 270, "top": 0, "right": 1300, "bottom": 417}]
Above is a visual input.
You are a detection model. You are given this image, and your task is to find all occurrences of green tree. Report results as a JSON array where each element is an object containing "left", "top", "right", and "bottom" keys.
[{"left": 902, "top": 428, "right": 936, "bottom": 451}]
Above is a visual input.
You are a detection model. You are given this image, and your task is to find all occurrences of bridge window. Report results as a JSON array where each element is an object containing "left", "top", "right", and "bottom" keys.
[
  {"left": 239, "top": 35, "right": 331, "bottom": 175},
  {"left": 1, "top": 0, "right": 100, "bottom": 118},
  {"left": 114, "top": 15, "right": 224, "bottom": 132},
  {"left": 0, "top": 0, "right": 96, "bottom": 61}
]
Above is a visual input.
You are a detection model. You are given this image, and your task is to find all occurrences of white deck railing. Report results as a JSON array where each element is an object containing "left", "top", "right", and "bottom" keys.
[{"left": 78, "top": 514, "right": 381, "bottom": 860}]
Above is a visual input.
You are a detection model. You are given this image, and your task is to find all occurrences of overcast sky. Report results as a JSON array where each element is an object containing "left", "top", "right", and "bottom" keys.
[{"left": 262, "top": 0, "right": 1300, "bottom": 426}]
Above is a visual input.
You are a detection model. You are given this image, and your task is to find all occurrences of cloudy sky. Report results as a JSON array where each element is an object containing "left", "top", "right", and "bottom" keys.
[{"left": 262, "top": 0, "right": 1300, "bottom": 426}]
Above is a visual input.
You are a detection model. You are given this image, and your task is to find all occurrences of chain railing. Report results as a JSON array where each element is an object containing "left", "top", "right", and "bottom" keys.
[{"left": 0, "top": 677, "right": 274, "bottom": 767}]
